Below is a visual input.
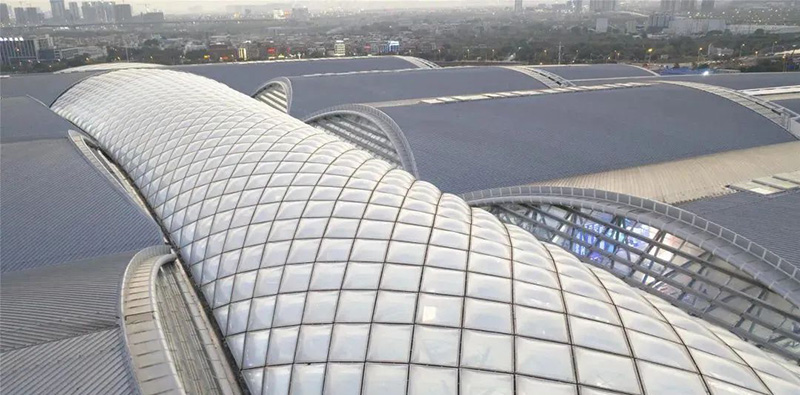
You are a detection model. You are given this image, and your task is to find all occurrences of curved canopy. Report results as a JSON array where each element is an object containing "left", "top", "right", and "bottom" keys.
[
  {"left": 50, "top": 69, "right": 800, "bottom": 393},
  {"left": 55, "top": 62, "right": 165, "bottom": 74}
]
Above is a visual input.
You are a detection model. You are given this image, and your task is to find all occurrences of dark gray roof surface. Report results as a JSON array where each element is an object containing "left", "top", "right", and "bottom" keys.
[
  {"left": 532, "top": 64, "right": 656, "bottom": 80},
  {"left": 381, "top": 84, "right": 795, "bottom": 193},
  {"left": 774, "top": 98, "right": 800, "bottom": 114},
  {"left": 665, "top": 72, "right": 800, "bottom": 90},
  {"left": 0, "top": 72, "right": 100, "bottom": 105},
  {"left": 0, "top": 87, "right": 167, "bottom": 394},
  {"left": 679, "top": 190, "right": 800, "bottom": 267},
  {"left": 286, "top": 67, "right": 547, "bottom": 118},
  {"left": 0, "top": 251, "right": 135, "bottom": 352},
  {"left": 576, "top": 72, "right": 800, "bottom": 89},
  {"left": 0, "top": 327, "right": 138, "bottom": 395},
  {"left": 0, "top": 138, "right": 163, "bottom": 272},
  {"left": 0, "top": 96, "right": 77, "bottom": 143},
  {"left": 0, "top": 57, "right": 419, "bottom": 106},
  {"left": 176, "top": 56, "right": 421, "bottom": 94}
]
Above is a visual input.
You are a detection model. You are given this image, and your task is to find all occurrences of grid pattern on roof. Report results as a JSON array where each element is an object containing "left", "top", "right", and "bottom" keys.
[
  {"left": 54, "top": 62, "right": 165, "bottom": 74},
  {"left": 51, "top": 69, "right": 800, "bottom": 395}
]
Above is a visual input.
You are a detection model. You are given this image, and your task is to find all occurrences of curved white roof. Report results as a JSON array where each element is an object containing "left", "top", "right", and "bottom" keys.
[
  {"left": 54, "top": 62, "right": 165, "bottom": 74},
  {"left": 52, "top": 69, "right": 800, "bottom": 395}
]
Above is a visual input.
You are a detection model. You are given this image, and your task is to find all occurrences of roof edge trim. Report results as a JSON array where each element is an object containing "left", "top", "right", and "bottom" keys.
[
  {"left": 395, "top": 55, "right": 441, "bottom": 69},
  {"left": 252, "top": 77, "right": 293, "bottom": 113},
  {"left": 628, "top": 64, "right": 661, "bottom": 76},
  {"left": 505, "top": 66, "right": 577, "bottom": 88},
  {"left": 461, "top": 185, "right": 800, "bottom": 307},
  {"left": 303, "top": 104, "right": 420, "bottom": 177}
]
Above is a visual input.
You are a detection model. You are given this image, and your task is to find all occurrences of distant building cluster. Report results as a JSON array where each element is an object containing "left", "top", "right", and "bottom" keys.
[
  {"left": 0, "top": 34, "right": 104, "bottom": 65},
  {"left": 0, "top": 0, "right": 163, "bottom": 26}
]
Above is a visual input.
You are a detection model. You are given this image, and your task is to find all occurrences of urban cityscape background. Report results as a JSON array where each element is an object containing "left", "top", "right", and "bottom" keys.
[{"left": 1, "top": 0, "right": 799, "bottom": 73}]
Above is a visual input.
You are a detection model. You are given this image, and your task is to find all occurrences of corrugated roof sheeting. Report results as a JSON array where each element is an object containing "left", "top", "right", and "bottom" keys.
[
  {"left": 0, "top": 96, "right": 76, "bottom": 143},
  {"left": 176, "top": 56, "right": 423, "bottom": 94},
  {"left": 0, "top": 138, "right": 163, "bottom": 273},
  {"left": 283, "top": 66, "right": 548, "bottom": 118},
  {"left": 679, "top": 189, "right": 800, "bottom": 268},
  {"left": 382, "top": 83, "right": 795, "bottom": 193},
  {"left": 0, "top": 327, "right": 138, "bottom": 395},
  {"left": 527, "top": 141, "right": 800, "bottom": 204},
  {"left": 0, "top": 251, "right": 136, "bottom": 352}
]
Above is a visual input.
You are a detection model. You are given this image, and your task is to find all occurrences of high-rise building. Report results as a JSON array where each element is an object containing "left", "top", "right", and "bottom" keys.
[
  {"left": 333, "top": 40, "right": 346, "bottom": 57},
  {"left": 514, "top": 0, "right": 523, "bottom": 13},
  {"left": 24, "top": 7, "right": 40, "bottom": 25},
  {"left": 13, "top": 6, "right": 24, "bottom": 24},
  {"left": 589, "top": 0, "right": 616, "bottom": 12},
  {"left": 0, "top": 3, "right": 10, "bottom": 24},
  {"left": 680, "top": 0, "right": 697, "bottom": 12},
  {"left": 141, "top": 11, "right": 164, "bottom": 22},
  {"left": 700, "top": 0, "right": 715, "bottom": 13},
  {"left": 660, "top": 0, "right": 678, "bottom": 13},
  {"left": 50, "top": 0, "right": 66, "bottom": 21},
  {"left": 648, "top": 13, "right": 673, "bottom": 28},
  {"left": 80, "top": 1, "right": 116, "bottom": 23},
  {"left": 100, "top": 1, "right": 115, "bottom": 22},
  {"left": 114, "top": 3, "right": 131, "bottom": 22},
  {"left": 68, "top": 2, "right": 80, "bottom": 21},
  {"left": 572, "top": 0, "right": 583, "bottom": 13},
  {"left": 0, "top": 36, "right": 41, "bottom": 64}
]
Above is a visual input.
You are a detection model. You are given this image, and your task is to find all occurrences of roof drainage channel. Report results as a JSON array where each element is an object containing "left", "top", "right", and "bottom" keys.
[{"left": 122, "top": 245, "right": 242, "bottom": 395}]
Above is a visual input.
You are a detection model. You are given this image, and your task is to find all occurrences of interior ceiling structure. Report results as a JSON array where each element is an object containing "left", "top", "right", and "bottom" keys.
[{"left": 46, "top": 68, "right": 800, "bottom": 395}]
